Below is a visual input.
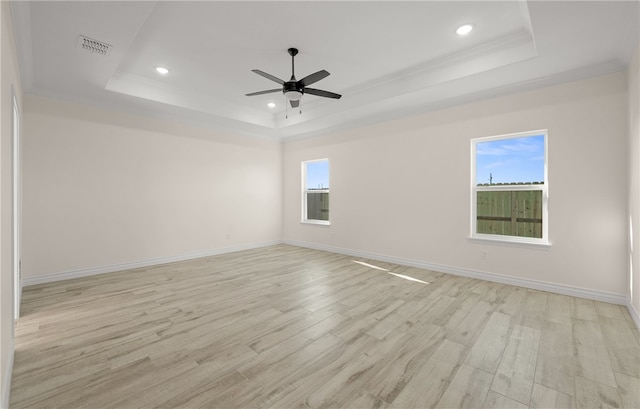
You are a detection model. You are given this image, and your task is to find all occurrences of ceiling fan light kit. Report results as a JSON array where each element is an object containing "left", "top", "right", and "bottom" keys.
[
  {"left": 246, "top": 47, "right": 341, "bottom": 117},
  {"left": 285, "top": 90, "right": 302, "bottom": 102}
]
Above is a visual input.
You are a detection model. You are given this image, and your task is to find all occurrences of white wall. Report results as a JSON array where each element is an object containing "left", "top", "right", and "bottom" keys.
[
  {"left": 22, "top": 95, "right": 282, "bottom": 280},
  {"left": 284, "top": 72, "right": 629, "bottom": 300},
  {"left": 629, "top": 47, "right": 640, "bottom": 325},
  {"left": 0, "top": 1, "right": 22, "bottom": 406}
]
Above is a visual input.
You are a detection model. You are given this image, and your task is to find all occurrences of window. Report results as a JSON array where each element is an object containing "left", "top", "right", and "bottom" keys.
[
  {"left": 302, "top": 159, "right": 330, "bottom": 224},
  {"left": 471, "top": 130, "right": 548, "bottom": 244}
]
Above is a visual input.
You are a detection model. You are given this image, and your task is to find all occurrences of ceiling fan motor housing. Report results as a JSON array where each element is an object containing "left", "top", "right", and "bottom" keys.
[{"left": 283, "top": 80, "right": 304, "bottom": 100}]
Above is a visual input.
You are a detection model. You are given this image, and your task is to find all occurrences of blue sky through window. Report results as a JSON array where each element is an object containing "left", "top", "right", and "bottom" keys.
[
  {"left": 306, "top": 160, "right": 329, "bottom": 189},
  {"left": 476, "top": 134, "right": 545, "bottom": 185}
]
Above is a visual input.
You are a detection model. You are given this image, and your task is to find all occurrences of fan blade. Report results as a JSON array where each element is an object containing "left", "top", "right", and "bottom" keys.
[
  {"left": 252, "top": 69, "right": 285, "bottom": 85},
  {"left": 290, "top": 99, "right": 300, "bottom": 108},
  {"left": 246, "top": 89, "right": 281, "bottom": 96},
  {"left": 298, "top": 70, "right": 329, "bottom": 87},
  {"left": 304, "top": 88, "right": 342, "bottom": 99}
]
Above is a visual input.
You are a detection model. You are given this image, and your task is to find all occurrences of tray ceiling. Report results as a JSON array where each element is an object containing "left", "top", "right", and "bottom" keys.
[{"left": 11, "top": 1, "right": 640, "bottom": 139}]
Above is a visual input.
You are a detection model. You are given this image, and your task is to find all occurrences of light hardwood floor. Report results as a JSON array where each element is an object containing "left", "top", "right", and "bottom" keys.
[{"left": 10, "top": 245, "right": 640, "bottom": 408}]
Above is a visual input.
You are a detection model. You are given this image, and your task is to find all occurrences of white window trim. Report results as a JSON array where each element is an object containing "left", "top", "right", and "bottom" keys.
[
  {"left": 470, "top": 130, "right": 549, "bottom": 246},
  {"left": 12, "top": 86, "right": 21, "bottom": 320},
  {"left": 301, "top": 158, "right": 331, "bottom": 225}
]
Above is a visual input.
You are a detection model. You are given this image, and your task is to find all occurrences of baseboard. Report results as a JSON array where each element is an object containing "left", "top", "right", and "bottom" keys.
[
  {"left": 22, "top": 240, "right": 283, "bottom": 287},
  {"left": 2, "top": 341, "right": 14, "bottom": 409},
  {"left": 284, "top": 239, "right": 628, "bottom": 306},
  {"left": 21, "top": 238, "right": 633, "bottom": 320},
  {"left": 627, "top": 300, "right": 640, "bottom": 331}
]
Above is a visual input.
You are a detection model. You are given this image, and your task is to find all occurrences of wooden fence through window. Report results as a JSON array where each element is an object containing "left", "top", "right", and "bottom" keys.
[
  {"left": 476, "top": 189, "right": 543, "bottom": 238},
  {"left": 307, "top": 191, "right": 329, "bottom": 221}
]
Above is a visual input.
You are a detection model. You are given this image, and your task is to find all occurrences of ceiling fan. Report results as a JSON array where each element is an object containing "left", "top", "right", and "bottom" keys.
[{"left": 246, "top": 48, "right": 342, "bottom": 109}]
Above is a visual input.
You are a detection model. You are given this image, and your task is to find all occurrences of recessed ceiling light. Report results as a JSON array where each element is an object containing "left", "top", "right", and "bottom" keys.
[
  {"left": 456, "top": 24, "right": 473, "bottom": 36},
  {"left": 155, "top": 66, "right": 169, "bottom": 75},
  {"left": 267, "top": 102, "right": 276, "bottom": 108}
]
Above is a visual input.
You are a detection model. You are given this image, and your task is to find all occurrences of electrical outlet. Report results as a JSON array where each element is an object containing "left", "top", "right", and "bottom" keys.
[{"left": 481, "top": 252, "right": 487, "bottom": 260}]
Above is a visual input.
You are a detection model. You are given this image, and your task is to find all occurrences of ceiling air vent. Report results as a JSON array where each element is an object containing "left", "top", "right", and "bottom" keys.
[{"left": 77, "top": 35, "right": 112, "bottom": 56}]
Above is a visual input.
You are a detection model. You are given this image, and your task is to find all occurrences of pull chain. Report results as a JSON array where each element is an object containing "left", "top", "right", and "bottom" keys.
[{"left": 284, "top": 97, "right": 302, "bottom": 119}]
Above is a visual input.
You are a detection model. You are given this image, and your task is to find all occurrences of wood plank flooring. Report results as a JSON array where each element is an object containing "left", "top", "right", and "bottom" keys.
[{"left": 10, "top": 244, "right": 640, "bottom": 408}]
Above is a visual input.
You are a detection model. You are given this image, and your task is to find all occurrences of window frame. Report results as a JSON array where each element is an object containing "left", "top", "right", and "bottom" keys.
[
  {"left": 301, "top": 158, "right": 330, "bottom": 225},
  {"left": 470, "top": 130, "right": 549, "bottom": 246}
]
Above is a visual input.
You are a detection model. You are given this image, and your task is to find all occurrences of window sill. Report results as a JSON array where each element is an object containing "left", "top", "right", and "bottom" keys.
[
  {"left": 468, "top": 235, "right": 551, "bottom": 249},
  {"left": 301, "top": 220, "right": 331, "bottom": 226}
]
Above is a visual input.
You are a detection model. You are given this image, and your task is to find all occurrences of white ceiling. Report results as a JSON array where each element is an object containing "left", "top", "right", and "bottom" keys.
[{"left": 11, "top": 1, "right": 640, "bottom": 140}]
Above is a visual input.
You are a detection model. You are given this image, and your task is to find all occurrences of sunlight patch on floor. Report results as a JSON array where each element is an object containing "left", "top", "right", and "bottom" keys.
[
  {"left": 386, "top": 271, "right": 430, "bottom": 284},
  {"left": 352, "top": 260, "right": 430, "bottom": 284},
  {"left": 352, "top": 260, "right": 389, "bottom": 271}
]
